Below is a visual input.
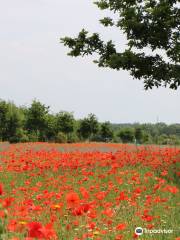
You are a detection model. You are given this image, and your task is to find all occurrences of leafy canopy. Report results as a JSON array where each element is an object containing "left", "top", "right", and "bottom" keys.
[
  {"left": 56, "top": 111, "right": 75, "bottom": 134},
  {"left": 78, "top": 114, "right": 99, "bottom": 139},
  {"left": 61, "top": 0, "right": 180, "bottom": 90}
]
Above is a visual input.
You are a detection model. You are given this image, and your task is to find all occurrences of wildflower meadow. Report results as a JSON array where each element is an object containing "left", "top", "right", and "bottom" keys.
[{"left": 0, "top": 143, "right": 179, "bottom": 240}]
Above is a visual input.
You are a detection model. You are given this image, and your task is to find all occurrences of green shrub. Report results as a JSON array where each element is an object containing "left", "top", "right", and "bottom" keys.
[
  {"left": 55, "top": 132, "right": 67, "bottom": 143},
  {"left": 67, "top": 132, "right": 79, "bottom": 143},
  {"left": 27, "top": 131, "right": 39, "bottom": 142}
]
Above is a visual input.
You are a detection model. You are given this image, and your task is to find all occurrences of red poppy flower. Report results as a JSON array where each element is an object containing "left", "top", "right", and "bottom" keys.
[
  {"left": 66, "top": 192, "right": 80, "bottom": 208},
  {"left": 27, "top": 222, "right": 43, "bottom": 238},
  {"left": 39, "top": 223, "right": 57, "bottom": 239},
  {"left": 116, "top": 223, "right": 127, "bottom": 230},
  {"left": 0, "top": 183, "right": 3, "bottom": 195},
  {"left": 115, "top": 235, "right": 123, "bottom": 240}
]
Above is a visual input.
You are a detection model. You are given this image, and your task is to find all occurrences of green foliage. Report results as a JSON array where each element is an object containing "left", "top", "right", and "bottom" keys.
[
  {"left": 157, "top": 134, "right": 169, "bottom": 145},
  {"left": 135, "top": 127, "right": 144, "bottom": 144},
  {"left": 142, "top": 132, "right": 152, "bottom": 144},
  {"left": 9, "top": 129, "right": 29, "bottom": 143},
  {"left": 6, "top": 103, "right": 23, "bottom": 139},
  {"left": 77, "top": 114, "right": 99, "bottom": 140},
  {"left": 67, "top": 132, "right": 79, "bottom": 143},
  {"left": 118, "top": 128, "right": 135, "bottom": 143},
  {"left": 0, "top": 100, "right": 9, "bottom": 141},
  {"left": 55, "top": 111, "right": 75, "bottom": 134},
  {"left": 55, "top": 132, "right": 67, "bottom": 143},
  {"left": 100, "top": 121, "right": 114, "bottom": 142},
  {"left": 168, "top": 161, "right": 180, "bottom": 186},
  {"left": 157, "top": 134, "right": 180, "bottom": 146},
  {"left": 0, "top": 100, "right": 24, "bottom": 142},
  {"left": 0, "top": 219, "right": 4, "bottom": 239},
  {"left": 0, "top": 99, "right": 180, "bottom": 145},
  {"left": 25, "top": 100, "right": 49, "bottom": 141},
  {"left": 169, "top": 135, "right": 180, "bottom": 145},
  {"left": 45, "top": 114, "right": 57, "bottom": 141},
  {"left": 61, "top": 0, "right": 180, "bottom": 89},
  {"left": 27, "top": 131, "right": 40, "bottom": 142},
  {"left": 112, "top": 134, "right": 122, "bottom": 143}
]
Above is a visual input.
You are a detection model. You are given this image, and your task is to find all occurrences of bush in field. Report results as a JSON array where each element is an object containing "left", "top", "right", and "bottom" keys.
[
  {"left": 27, "top": 131, "right": 40, "bottom": 142},
  {"left": 142, "top": 132, "right": 153, "bottom": 144},
  {"left": 55, "top": 132, "right": 67, "bottom": 143},
  {"left": 157, "top": 134, "right": 170, "bottom": 145},
  {"left": 113, "top": 134, "right": 122, "bottom": 143},
  {"left": 9, "top": 129, "right": 29, "bottom": 143},
  {"left": 67, "top": 132, "right": 79, "bottom": 143},
  {"left": 168, "top": 135, "right": 180, "bottom": 145},
  {"left": 118, "top": 128, "right": 135, "bottom": 143}
]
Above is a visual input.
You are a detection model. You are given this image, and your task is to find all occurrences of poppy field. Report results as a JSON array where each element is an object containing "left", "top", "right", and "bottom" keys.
[{"left": 0, "top": 143, "right": 179, "bottom": 240}]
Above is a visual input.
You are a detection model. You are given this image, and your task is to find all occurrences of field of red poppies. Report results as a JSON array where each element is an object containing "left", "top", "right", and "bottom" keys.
[{"left": 0, "top": 143, "right": 179, "bottom": 240}]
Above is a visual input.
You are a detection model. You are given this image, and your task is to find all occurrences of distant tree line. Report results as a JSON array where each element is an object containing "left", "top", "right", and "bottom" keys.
[{"left": 0, "top": 99, "right": 180, "bottom": 145}]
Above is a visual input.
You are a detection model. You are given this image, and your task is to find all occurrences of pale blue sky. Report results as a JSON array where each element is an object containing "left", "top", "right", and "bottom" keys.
[{"left": 0, "top": 0, "right": 179, "bottom": 123}]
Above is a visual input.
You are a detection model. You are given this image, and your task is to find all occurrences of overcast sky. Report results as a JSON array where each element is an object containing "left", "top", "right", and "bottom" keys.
[{"left": 0, "top": 0, "right": 179, "bottom": 124}]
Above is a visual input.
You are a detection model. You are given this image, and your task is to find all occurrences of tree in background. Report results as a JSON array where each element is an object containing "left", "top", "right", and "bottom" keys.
[
  {"left": 78, "top": 114, "right": 99, "bottom": 141},
  {"left": 168, "top": 135, "right": 180, "bottom": 145},
  {"left": 135, "top": 127, "right": 144, "bottom": 144},
  {"left": 5, "top": 103, "right": 25, "bottom": 143},
  {"left": 61, "top": 1, "right": 180, "bottom": 89},
  {"left": 1, "top": 99, "right": 180, "bottom": 145},
  {"left": 55, "top": 111, "right": 75, "bottom": 140},
  {"left": 142, "top": 132, "right": 152, "bottom": 144},
  {"left": 25, "top": 100, "right": 49, "bottom": 141},
  {"left": 55, "top": 132, "right": 67, "bottom": 143},
  {"left": 165, "top": 124, "right": 180, "bottom": 136},
  {"left": 0, "top": 100, "right": 8, "bottom": 141},
  {"left": 118, "top": 128, "right": 135, "bottom": 143},
  {"left": 100, "top": 121, "right": 114, "bottom": 142},
  {"left": 0, "top": 100, "right": 25, "bottom": 143},
  {"left": 45, "top": 114, "right": 57, "bottom": 142},
  {"left": 157, "top": 134, "right": 169, "bottom": 145}
]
